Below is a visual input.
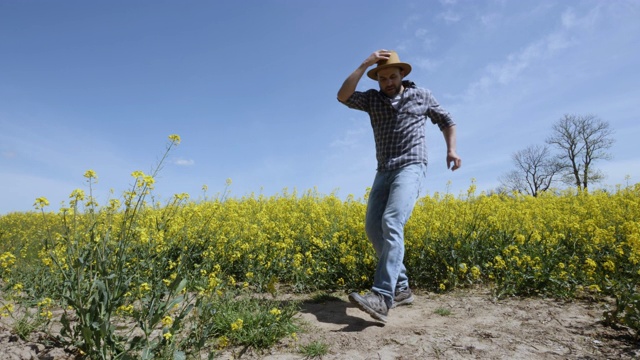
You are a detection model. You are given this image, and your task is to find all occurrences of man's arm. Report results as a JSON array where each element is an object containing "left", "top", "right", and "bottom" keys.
[
  {"left": 442, "top": 125, "right": 462, "bottom": 171},
  {"left": 337, "top": 50, "right": 390, "bottom": 103}
]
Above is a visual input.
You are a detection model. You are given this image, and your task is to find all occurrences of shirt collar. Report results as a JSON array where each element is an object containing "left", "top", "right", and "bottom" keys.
[{"left": 402, "top": 80, "right": 416, "bottom": 88}]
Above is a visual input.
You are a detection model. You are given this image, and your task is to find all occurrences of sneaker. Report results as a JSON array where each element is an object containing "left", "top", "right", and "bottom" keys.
[
  {"left": 348, "top": 291, "right": 388, "bottom": 323},
  {"left": 392, "top": 287, "right": 414, "bottom": 308}
]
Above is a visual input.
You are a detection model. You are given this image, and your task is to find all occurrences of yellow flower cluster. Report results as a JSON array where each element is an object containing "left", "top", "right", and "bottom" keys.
[
  {"left": 116, "top": 304, "right": 134, "bottom": 315},
  {"left": 37, "top": 297, "right": 54, "bottom": 319},
  {"left": 230, "top": 318, "right": 243, "bottom": 331},
  {"left": 0, "top": 303, "right": 14, "bottom": 318},
  {"left": 161, "top": 315, "right": 173, "bottom": 327},
  {"left": 0, "top": 252, "right": 16, "bottom": 270}
]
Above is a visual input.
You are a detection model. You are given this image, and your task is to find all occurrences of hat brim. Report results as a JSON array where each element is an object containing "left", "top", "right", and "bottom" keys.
[{"left": 367, "top": 63, "right": 412, "bottom": 80}]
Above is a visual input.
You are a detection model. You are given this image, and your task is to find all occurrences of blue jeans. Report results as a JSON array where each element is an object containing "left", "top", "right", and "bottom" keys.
[{"left": 365, "top": 163, "right": 426, "bottom": 307}]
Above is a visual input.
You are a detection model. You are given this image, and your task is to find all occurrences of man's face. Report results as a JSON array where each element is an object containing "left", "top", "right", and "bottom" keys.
[{"left": 377, "top": 67, "right": 404, "bottom": 97}]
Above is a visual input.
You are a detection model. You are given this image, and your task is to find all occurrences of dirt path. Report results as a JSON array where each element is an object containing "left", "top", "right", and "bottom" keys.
[
  {"left": 1, "top": 287, "right": 638, "bottom": 359},
  {"left": 234, "top": 287, "right": 638, "bottom": 360}
]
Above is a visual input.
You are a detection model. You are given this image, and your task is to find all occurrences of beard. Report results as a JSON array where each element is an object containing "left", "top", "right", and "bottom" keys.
[{"left": 381, "top": 83, "right": 402, "bottom": 97}]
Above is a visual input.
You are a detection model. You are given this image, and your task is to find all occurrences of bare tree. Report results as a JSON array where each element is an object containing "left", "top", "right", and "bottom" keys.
[
  {"left": 499, "top": 144, "right": 562, "bottom": 196},
  {"left": 498, "top": 169, "right": 527, "bottom": 195},
  {"left": 546, "top": 114, "right": 614, "bottom": 190}
]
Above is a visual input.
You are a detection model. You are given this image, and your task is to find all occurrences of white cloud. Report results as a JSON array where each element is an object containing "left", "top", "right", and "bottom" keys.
[
  {"left": 544, "top": 32, "right": 574, "bottom": 52},
  {"left": 174, "top": 158, "right": 195, "bottom": 166},
  {"left": 412, "top": 57, "right": 439, "bottom": 72},
  {"left": 438, "top": 10, "right": 461, "bottom": 24},
  {"left": 414, "top": 28, "right": 428, "bottom": 37},
  {"left": 317, "top": 119, "right": 376, "bottom": 198},
  {"left": 561, "top": 6, "right": 599, "bottom": 30},
  {"left": 560, "top": 8, "right": 578, "bottom": 29},
  {"left": 1, "top": 151, "right": 16, "bottom": 159},
  {"left": 403, "top": 14, "right": 422, "bottom": 30},
  {"left": 414, "top": 28, "right": 437, "bottom": 50},
  {"left": 479, "top": 13, "right": 502, "bottom": 28},
  {"left": 462, "top": 25, "right": 578, "bottom": 99},
  {"left": 329, "top": 121, "right": 369, "bottom": 149},
  {"left": 457, "top": 3, "right": 618, "bottom": 102}
]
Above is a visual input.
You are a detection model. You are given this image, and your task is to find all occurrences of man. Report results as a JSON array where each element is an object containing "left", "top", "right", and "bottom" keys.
[{"left": 337, "top": 50, "right": 461, "bottom": 323}]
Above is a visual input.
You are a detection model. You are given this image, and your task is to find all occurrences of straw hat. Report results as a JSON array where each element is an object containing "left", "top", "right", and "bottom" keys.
[{"left": 367, "top": 51, "right": 412, "bottom": 80}]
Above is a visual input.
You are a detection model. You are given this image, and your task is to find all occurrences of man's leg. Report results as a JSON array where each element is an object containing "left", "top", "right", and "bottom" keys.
[
  {"left": 365, "top": 171, "right": 388, "bottom": 257},
  {"left": 371, "top": 163, "right": 426, "bottom": 307},
  {"left": 352, "top": 173, "right": 393, "bottom": 322}
]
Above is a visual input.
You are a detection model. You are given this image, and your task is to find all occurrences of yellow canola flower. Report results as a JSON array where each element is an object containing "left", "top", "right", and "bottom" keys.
[
  {"left": 269, "top": 308, "right": 282, "bottom": 316},
  {"left": 168, "top": 134, "right": 181, "bottom": 144},
  {"left": 459, "top": 263, "right": 468, "bottom": 275},
  {"left": 41, "top": 257, "right": 53, "bottom": 267},
  {"left": 584, "top": 258, "right": 597, "bottom": 275},
  {"left": 493, "top": 256, "right": 507, "bottom": 270},
  {"left": 0, "top": 252, "right": 16, "bottom": 269},
  {"left": 588, "top": 284, "right": 601, "bottom": 293},
  {"left": 602, "top": 260, "right": 615, "bottom": 272},
  {"left": 83, "top": 169, "right": 97, "bottom": 180},
  {"left": 162, "top": 315, "right": 173, "bottom": 327},
  {"left": 163, "top": 332, "right": 172, "bottom": 341},
  {"left": 470, "top": 266, "right": 481, "bottom": 280},
  {"left": 69, "top": 189, "right": 85, "bottom": 201},
  {"left": 33, "top": 197, "right": 50, "bottom": 209},
  {"left": 37, "top": 297, "right": 53, "bottom": 307},
  {"left": 0, "top": 303, "right": 15, "bottom": 317},
  {"left": 143, "top": 175, "right": 155, "bottom": 187},
  {"left": 131, "top": 170, "right": 144, "bottom": 179},
  {"left": 117, "top": 304, "right": 134, "bottom": 315},
  {"left": 218, "top": 336, "right": 230, "bottom": 349},
  {"left": 230, "top": 318, "right": 243, "bottom": 331}
]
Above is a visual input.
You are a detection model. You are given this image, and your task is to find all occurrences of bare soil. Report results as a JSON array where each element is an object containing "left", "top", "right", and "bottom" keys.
[{"left": 1, "top": 287, "right": 638, "bottom": 359}]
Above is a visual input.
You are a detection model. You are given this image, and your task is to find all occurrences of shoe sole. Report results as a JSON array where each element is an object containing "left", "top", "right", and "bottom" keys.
[
  {"left": 348, "top": 294, "right": 387, "bottom": 323},
  {"left": 391, "top": 294, "right": 415, "bottom": 308}
]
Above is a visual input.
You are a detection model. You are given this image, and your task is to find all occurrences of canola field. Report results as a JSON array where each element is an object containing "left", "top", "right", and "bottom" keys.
[{"left": 0, "top": 136, "right": 638, "bottom": 358}]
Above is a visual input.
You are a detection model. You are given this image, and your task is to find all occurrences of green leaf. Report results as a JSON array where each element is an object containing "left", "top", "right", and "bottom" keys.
[
  {"left": 129, "top": 335, "right": 144, "bottom": 348},
  {"left": 81, "top": 326, "right": 93, "bottom": 343},
  {"left": 173, "top": 350, "right": 186, "bottom": 360},
  {"left": 166, "top": 295, "right": 184, "bottom": 311},
  {"left": 141, "top": 347, "right": 152, "bottom": 360},
  {"left": 173, "top": 278, "right": 188, "bottom": 294}
]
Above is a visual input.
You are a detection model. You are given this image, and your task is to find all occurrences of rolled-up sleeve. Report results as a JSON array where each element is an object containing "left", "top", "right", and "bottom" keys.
[
  {"left": 339, "top": 90, "right": 376, "bottom": 113},
  {"left": 425, "top": 91, "right": 455, "bottom": 131}
]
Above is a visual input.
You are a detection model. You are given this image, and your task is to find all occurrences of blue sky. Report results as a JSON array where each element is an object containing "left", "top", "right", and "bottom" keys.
[{"left": 1, "top": 0, "right": 639, "bottom": 214}]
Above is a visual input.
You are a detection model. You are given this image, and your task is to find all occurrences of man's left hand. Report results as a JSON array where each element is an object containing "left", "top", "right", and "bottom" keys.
[{"left": 447, "top": 152, "right": 462, "bottom": 171}]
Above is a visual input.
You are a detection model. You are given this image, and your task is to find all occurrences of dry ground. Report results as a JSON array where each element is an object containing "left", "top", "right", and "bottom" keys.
[{"left": 1, "top": 287, "right": 638, "bottom": 359}]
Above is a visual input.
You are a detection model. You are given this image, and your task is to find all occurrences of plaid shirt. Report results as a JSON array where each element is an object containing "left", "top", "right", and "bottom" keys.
[{"left": 340, "top": 80, "right": 455, "bottom": 171}]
